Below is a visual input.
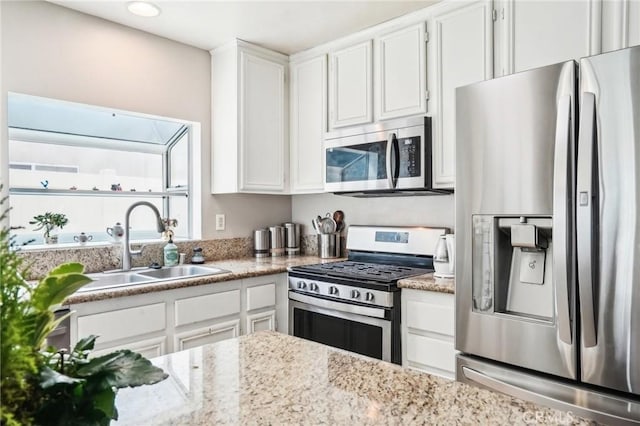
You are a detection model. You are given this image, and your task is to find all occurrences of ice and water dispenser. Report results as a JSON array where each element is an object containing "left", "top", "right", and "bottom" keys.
[{"left": 472, "top": 215, "right": 554, "bottom": 321}]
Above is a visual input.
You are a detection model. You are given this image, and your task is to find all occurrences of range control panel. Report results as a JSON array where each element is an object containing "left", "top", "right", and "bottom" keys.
[{"left": 287, "top": 277, "right": 394, "bottom": 308}]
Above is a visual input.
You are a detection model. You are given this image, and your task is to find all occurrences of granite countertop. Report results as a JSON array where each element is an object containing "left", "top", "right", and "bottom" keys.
[
  {"left": 398, "top": 273, "right": 455, "bottom": 294},
  {"left": 64, "top": 256, "right": 345, "bottom": 305},
  {"left": 114, "top": 331, "right": 595, "bottom": 425}
]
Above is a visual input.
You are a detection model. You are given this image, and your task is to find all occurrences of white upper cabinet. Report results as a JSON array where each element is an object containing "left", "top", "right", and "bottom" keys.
[
  {"left": 428, "top": 0, "right": 494, "bottom": 189},
  {"left": 374, "top": 22, "right": 427, "bottom": 121},
  {"left": 211, "top": 40, "right": 288, "bottom": 194},
  {"left": 495, "top": 0, "right": 601, "bottom": 76},
  {"left": 328, "top": 40, "right": 373, "bottom": 129},
  {"left": 289, "top": 55, "right": 326, "bottom": 193},
  {"left": 602, "top": 0, "right": 640, "bottom": 52}
]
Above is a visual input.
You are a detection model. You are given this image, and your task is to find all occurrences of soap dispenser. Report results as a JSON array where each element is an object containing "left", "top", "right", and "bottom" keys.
[{"left": 163, "top": 237, "right": 179, "bottom": 266}]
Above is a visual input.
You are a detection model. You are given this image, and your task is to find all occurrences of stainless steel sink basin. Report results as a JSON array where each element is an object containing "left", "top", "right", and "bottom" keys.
[
  {"left": 77, "top": 266, "right": 231, "bottom": 293},
  {"left": 77, "top": 272, "right": 152, "bottom": 292},
  {"left": 137, "top": 265, "right": 230, "bottom": 280}
]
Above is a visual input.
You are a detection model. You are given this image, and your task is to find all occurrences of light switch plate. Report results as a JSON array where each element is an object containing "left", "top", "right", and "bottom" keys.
[
  {"left": 519, "top": 250, "right": 545, "bottom": 285},
  {"left": 215, "top": 214, "right": 225, "bottom": 231}
]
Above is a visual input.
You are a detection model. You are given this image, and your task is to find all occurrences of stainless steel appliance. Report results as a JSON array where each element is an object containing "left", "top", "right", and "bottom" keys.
[
  {"left": 456, "top": 46, "right": 640, "bottom": 424},
  {"left": 288, "top": 225, "right": 446, "bottom": 364},
  {"left": 324, "top": 116, "right": 452, "bottom": 196}
]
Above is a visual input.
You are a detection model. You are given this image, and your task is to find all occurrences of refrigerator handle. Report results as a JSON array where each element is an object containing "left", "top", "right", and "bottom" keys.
[
  {"left": 553, "top": 94, "right": 573, "bottom": 345},
  {"left": 576, "top": 92, "right": 598, "bottom": 348}
]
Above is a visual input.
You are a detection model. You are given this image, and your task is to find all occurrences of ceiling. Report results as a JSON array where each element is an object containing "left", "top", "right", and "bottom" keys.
[{"left": 48, "top": 1, "right": 438, "bottom": 55}]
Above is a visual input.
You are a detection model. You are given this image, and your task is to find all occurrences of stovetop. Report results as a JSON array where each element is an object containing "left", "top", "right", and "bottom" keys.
[{"left": 289, "top": 260, "right": 432, "bottom": 285}]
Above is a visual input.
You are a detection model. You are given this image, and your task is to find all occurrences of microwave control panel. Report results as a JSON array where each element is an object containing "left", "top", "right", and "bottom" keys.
[{"left": 398, "top": 136, "right": 422, "bottom": 177}]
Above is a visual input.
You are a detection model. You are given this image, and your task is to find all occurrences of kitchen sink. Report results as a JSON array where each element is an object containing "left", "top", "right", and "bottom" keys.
[
  {"left": 76, "top": 266, "right": 231, "bottom": 293},
  {"left": 137, "top": 265, "right": 230, "bottom": 280}
]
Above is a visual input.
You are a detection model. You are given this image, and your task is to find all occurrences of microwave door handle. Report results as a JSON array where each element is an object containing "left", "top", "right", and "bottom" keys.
[
  {"left": 576, "top": 91, "right": 598, "bottom": 348},
  {"left": 391, "top": 134, "right": 400, "bottom": 187},
  {"left": 553, "top": 93, "right": 573, "bottom": 345},
  {"left": 385, "top": 133, "right": 394, "bottom": 189}
]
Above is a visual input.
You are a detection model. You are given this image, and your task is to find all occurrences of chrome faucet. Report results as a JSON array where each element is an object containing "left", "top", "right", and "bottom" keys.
[{"left": 122, "top": 201, "right": 166, "bottom": 271}]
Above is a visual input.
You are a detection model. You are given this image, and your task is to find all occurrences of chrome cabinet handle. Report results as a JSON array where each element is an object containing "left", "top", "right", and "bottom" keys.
[
  {"left": 576, "top": 91, "right": 598, "bottom": 348},
  {"left": 553, "top": 92, "right": 574, "bottom": 345}
]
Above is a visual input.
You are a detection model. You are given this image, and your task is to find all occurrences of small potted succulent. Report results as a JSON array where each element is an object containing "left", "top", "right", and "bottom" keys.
[{"left": 30, "top": 212, "right": 69, "bottom": 244}]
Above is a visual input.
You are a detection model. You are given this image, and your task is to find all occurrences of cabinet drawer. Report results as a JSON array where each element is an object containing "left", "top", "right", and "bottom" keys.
[
  {"left": 174, "top": 320, "right": 240, "bottom": 351},
  {"left": 77, "top": 303, "right": 166, "bottom": 345},
  {"left": 175, "top": 289, "right": 240, "bottom": 327},
  {"left": 247, "top": 283, "right": 276, "bottom": 311},
  {"left": 406, "top": 333, "right": 455, "bottom": 373},
  {"left": 406, "top": 295, "right": 454, "bottom": 336}
]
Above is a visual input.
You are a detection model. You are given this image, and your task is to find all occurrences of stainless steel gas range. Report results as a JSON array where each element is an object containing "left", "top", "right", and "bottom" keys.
[{"left": 287, "top": 225, "right": 446, "bottom": 364}]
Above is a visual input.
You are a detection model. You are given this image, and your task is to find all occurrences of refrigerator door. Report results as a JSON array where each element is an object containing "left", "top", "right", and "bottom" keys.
[
  {"left": 577, "top": 46, "right": 640, "bottom": 395},
  {"left": 456, "top": 61, "right": 578, "bottom": 379}
]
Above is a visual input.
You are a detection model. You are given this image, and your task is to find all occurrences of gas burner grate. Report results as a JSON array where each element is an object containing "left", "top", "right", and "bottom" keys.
[{"left": 293, "top": 261, "right": 430, "bottom": 283}]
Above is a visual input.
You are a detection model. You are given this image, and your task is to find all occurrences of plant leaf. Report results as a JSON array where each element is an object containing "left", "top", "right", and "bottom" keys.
[
  {"left": 48, "top": 263, "right": 85, "bottom": 276},
  {"left": 76, "top": 350, "right": 168, "bottom": 389},
  {"left": 92, "top": 387, "right": 117, "bottom": 419},
  {"left": 40, "top": 366, "right": 85, "bottom": 388},
  {"left": 73, "top": 335, "right": 98, "bottom": 353},
  {"left": 31, "top": 272, "right": 93, "bottom": 310}
]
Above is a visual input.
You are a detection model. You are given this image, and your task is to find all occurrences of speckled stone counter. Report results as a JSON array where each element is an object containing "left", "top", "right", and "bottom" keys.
[
  {"left": 63, "top": 256, "right": 345, "bottom": 305},
  {"left": 113, "top": 331, "right": 596, "bottom": 425},
  {"left": 398, "top": 272, "right": 455, "bottom": 294}
]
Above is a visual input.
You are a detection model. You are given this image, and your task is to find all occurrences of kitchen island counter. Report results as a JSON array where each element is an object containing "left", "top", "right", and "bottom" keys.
[{"left": 114, "top": 331, "right": 594, "bottom": 425}]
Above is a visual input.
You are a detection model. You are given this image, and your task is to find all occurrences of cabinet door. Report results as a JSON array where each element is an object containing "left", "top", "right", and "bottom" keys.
[
  {"left": 497, "top": 0, "right": 601, "bottom": 75},
  {"left": 91, "top": 336, "right": 167, "bottom": 359},
  {"left": 290, "top": 55, "right": 326, "bottom": 193},
  {"left": 329, "top": 40, "right": 373, "bottom": 129},
  {"left": 77, "top": 302, "right": 166, "bottom": 347},
  {"left": 240, "top": 50, "right": 287, "bottom": 192},
  {"left": 246, "top": 310, "right": 276, "bottom": 334},
  {"left": 174, "top": 319, "right": 241, "bottom": 351},
  {"left": 428, "top": 1, "right": 493, "bottom": 189},
  {"left": 602, "top": 0, "right": 640, "bottom": 52},
  {"left": 401, "top": 289, "right": 456, "bottom": 379},
  {"left": 375, "top": 23, "right": 427, "bottom": 121}
]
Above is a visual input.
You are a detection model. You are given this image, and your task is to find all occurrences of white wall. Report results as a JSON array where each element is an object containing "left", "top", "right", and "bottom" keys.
[
  {"left": 0, "top": 0, "right": 291, "bottom": 239},
  {"left": 292, "top": 193, "right": 455, "bottom": 235}
]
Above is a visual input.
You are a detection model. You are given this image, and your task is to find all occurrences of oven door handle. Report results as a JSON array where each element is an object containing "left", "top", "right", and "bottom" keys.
[{"left": 288, "top": 291, "right": 387, "bottom": 319}]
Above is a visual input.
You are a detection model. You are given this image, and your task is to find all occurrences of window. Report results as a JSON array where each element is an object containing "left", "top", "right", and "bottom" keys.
[{"left": 7, "top": 93, "right": 198, "bottom": 246}]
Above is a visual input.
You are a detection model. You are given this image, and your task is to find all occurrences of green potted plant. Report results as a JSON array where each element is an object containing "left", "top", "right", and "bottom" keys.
[
  {"left": 29, "top": 212, "right": 69, "bottom": 244},
  {"left": 1, "top": 198, "right": 167, "bottom": 425}
]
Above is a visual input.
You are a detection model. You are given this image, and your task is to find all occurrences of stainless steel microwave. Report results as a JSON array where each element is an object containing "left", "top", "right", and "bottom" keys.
[{"left": 324, "top": 116, "right": 452, "bottom": 196}]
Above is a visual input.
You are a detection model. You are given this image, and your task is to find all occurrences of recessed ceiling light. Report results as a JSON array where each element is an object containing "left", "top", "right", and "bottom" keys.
[{"left": 127, "top": 1, "right": 161, "bottom": 17}]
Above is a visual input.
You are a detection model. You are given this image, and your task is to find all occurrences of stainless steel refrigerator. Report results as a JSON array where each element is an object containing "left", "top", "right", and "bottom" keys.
[{"left": 455, "top": 45, "right": 640, "bottom": 425}]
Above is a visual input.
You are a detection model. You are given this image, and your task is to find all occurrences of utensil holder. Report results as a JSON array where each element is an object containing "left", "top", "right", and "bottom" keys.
[{"left": 318, "top": 233, "right": 341, "bottom": 258}]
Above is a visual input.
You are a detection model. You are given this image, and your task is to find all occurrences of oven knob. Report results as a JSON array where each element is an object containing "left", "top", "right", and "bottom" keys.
[
  {"left": 297, "top": 281, "right": 307, "bottom": 290},
  {"left": 329, "top": 286, "right": 339, "bottom": 295},
  {"left": 351, "top": 290, "right": 361, "bottom": 299},
  {"left": 365, "top": 292, "right": 375, "bottom": 302},
  {"left": 309, "top": 282, "right": 319, "bottom": 292}
]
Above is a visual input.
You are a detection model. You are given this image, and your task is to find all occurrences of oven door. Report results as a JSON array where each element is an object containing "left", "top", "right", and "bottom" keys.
[{"left": 288, "top": 291, "right": 392, "bottom": 362}]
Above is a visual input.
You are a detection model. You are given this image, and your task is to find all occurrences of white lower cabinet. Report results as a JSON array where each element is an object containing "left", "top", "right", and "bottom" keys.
[
  {"left": 401, "top": 288, "right": 456, "bottom": 379},
  {"left": 174, "top": 319, "right": 241, "bottom": 351},
  {"left": 91, "top": 336, "right": 167, "bottom": 359},
  {"left": 246, "top": 310, "right": 276, "bottom": 334},
  {"left": 69, "top": 273, "right": 287, "bottom": 356}
]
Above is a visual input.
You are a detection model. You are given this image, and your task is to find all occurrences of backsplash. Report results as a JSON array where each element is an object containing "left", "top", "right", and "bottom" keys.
[
  {"left": 17, "top": 236, "right": 334, "bottom": 280},
  {"left": 18, "top": 237, "right": 253, "bottom": 280}
]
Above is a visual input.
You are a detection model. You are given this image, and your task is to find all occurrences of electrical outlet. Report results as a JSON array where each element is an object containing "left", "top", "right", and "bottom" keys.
[{"left": 215, "top": 214, "right": 226, "bottom": 231}]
